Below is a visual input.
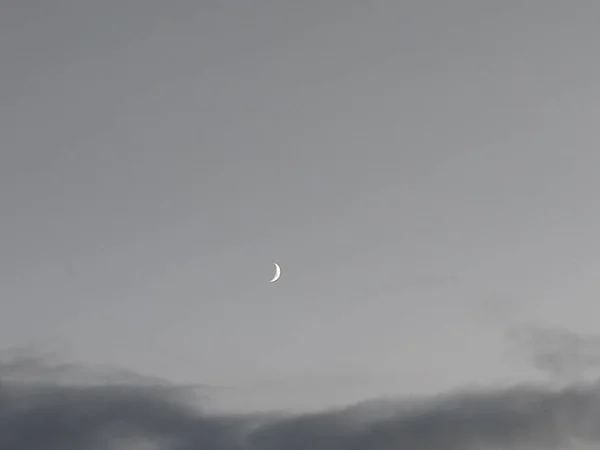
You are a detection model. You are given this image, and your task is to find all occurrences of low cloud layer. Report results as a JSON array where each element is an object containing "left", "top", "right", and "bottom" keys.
[{"left": 2, "top": 352, "right": 600, "bottom": 449}]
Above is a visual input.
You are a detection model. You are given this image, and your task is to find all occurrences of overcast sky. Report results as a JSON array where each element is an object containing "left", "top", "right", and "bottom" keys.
[{"left": 1, "top": 1, "right": 600, "bottom": 412}]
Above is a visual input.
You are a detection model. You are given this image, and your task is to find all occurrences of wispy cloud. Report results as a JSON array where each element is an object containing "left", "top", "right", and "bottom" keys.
[{"left": 507, "top": 322, "right": 600, "bottom": 383}]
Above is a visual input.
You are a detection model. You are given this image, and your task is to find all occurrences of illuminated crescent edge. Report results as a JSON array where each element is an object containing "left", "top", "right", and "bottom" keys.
[{"left": 269, "top": 263, "right": 281, "bottom": 282}]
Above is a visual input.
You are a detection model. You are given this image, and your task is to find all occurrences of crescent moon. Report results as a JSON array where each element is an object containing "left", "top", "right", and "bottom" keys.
[{"left": 269, "top": 263, "right": 281, "bottom": 283}]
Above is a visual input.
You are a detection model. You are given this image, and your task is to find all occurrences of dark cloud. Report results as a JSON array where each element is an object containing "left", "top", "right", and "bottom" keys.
[{"left": 2, "top": 354, "right": 600, "bottom": 449}]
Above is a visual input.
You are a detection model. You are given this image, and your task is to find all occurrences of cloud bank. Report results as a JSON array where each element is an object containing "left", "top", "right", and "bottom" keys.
[{"left": 2, "top": 352, "right": 600, "bottom": 450}]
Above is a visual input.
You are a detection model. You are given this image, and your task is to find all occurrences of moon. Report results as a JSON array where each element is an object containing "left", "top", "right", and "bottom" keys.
[{"left": 269, "top": 263, "right": 281, "bottom": 283}]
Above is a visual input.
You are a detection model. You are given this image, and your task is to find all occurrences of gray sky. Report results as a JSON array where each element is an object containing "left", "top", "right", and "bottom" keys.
[{"left": 1, "top": 1, "right": 600, "bottom": 412}]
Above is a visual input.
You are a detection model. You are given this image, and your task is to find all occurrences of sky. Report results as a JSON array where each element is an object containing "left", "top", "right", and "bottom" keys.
[{"left": 1, "top": 0, "right": 600, "bottom": 424}]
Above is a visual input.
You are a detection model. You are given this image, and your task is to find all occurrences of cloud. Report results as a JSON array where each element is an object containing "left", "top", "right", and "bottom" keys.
[
  {"left": 507, "top": 322, "right": 600, "bottom": 383},
  {"left": 2, "top": 353, "right": 600, "bottom": 449}
]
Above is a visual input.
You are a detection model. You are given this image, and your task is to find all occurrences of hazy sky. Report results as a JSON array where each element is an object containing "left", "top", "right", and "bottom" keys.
[{"left": 1, "top": 1, "right": 600, "bottom": 412}]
